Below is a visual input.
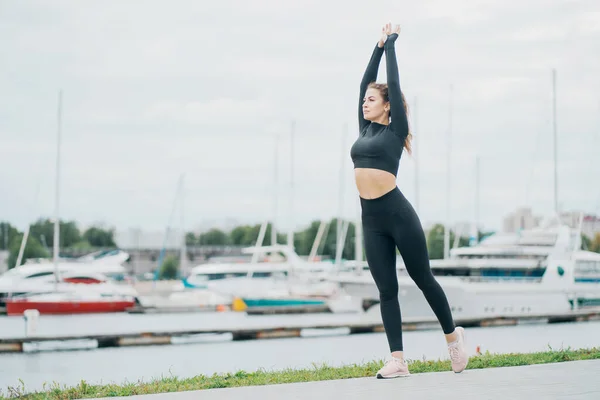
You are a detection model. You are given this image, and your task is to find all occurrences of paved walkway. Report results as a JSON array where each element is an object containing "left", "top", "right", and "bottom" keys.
[{"left": 94, "top": 359, "right": 600, "bottom": 400}]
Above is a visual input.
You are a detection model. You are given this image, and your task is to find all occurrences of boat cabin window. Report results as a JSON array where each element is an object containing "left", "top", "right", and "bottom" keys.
[
  {"left": 24, "top": 271, "right": 56, "bottom": 279},
  {"left": 104, "top": 273, "right": 127, "bottom": 281},
  {"left": 190, "top": 271, "right": 289, "bottom": 280},
  {"left": 575, "top": 260, "right": 600, "bottom": 274}
]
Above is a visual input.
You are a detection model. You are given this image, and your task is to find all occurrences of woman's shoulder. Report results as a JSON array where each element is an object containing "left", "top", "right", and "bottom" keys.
[{"left": 388, "top": 121, "right": 408, "bottom": 139}]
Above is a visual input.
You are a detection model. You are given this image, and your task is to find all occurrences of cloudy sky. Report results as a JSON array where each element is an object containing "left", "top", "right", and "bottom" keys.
[{"left": 1, "top": 0, "right": 599, "bottom": 237}]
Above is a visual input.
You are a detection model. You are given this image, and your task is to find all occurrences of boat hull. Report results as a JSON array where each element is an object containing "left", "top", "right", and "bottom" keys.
[
  {"left": 336, "top": 275, "right": 600, "bottom": 320},
  {"left": 241, "top": 298, "right": 326, "bottom": 307},
  {"left": 5, "top": 299, "right": 135, "bottom": 316}
]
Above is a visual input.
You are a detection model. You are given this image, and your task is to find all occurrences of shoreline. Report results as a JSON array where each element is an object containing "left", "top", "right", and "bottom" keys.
[{"left": 1, "top": 347, "right": 598, "bottom": 399}]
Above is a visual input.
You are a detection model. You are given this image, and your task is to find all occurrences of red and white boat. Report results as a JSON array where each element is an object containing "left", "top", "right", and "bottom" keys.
[
  {"left": 2, "top": 269, "right": 140, "bottom": 315},
  {"left": 0, "top": 262, "right": 135, "bottom": 305},
  {"left": 5, "top": 290, "right": 136, "bottom": 316}
]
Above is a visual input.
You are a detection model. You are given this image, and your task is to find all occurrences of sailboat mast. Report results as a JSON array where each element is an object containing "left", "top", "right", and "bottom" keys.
[
  {"left": 179, "top": 173, "right": 186, "bottom": 277},
  {"left": 272, "top": 133, "right": 278, "bottom": 245},
  {"left": 470, "top": 155, "right": 480, "bottom": 246},
  {"left": 444, "top": 84, "right": 453, "bottom": 259},
  {"left": 53, "top": 90, "right": 63, "bottom": 286},
  {"left": 476, "top": 155, "right": 480, "bottom": 233},
  {"left": 552, "top": 68, "right": 558, "bottom": 216},
  {"left": 337, "top": 124, "right": 347, "bottom": 264},
  {"left": 287, "top": 120, "right": 295, "bottom": 250}
]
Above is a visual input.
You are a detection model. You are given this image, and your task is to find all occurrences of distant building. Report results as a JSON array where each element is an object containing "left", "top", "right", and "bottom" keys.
[
  {"left": 501, "top": 207, "right": 600, "bottom": 238},
  {"left": 111, "top": 228, "right": 246, "bottom": 277},
  {"left": 560, "top": 211, "right": 600, "bottom": 238},
  {"left": 502, "top": 207, "right": 542, "bottom": 232},
  {"left": 114, "top": 228, "right": 184, "bottom": 250}
]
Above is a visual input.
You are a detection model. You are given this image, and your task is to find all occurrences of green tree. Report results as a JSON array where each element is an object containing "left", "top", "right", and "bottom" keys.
[
  {"left": 0, "top": 222, "right": 19, "bottom": 251},
  {"left": 342, "top": 222, "right": 356, "bottom": 260},
  {"left": 306, "top": 218, "right": 355, "bottom": 260},
  {"left": 582, "top": 234, "right": 592, "bottom": 251},
  {"left": 426, "top": 224, "right": 470, "bottom": 259},
  {"left": 590, "top": 233, "right": 600, "bottom": 253},
  {"left": 240, "top": 225, "right": 262, "bottom": 245},
  {"left": 318, "top": 218, "right": 340, "bottom": 259},
  {"left": 199, "top": 228, "right": 230, "bottom": 245},
  {"left": 479, "top": 230, "right": 495, "bottom": 241},
  {"left": 292, "top": 220, "right": 322, "bottom": 256},
  {"left": 29, "top": 218, "right": 82, "bottom": 248},
  {"left": 261, "top": 224, "right": 287, "bottom": 246},
  {"left": 229, "top": 225, "right": 258, "bottom": 246},
  {"left": 185, "top": 232, "right": 197, "bottom": 246},
  {"left": 227, "top": 224, "right": 283, "bottom": 246},
  {"left": 83, "top": 226, "right": 116, "bottom": 247},
  {"left": 7, "top": 233, "right": 50, "bottom": 269},
  {"left": 229, "top": 225, "right": 248, "bottom": 245},
  {"left": 159, "top": 255, "right": 179, "bottom": 279}
]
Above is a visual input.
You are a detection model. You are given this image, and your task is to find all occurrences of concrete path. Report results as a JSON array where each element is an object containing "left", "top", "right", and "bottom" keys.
[{"left": 94, "top": 359, "right": 600, "bottom": 400}]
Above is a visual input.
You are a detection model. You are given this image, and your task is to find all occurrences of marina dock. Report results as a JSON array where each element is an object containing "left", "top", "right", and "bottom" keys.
[
  {"left": 2, "top": 307, "right": 599, "bottom": 353},
  {"left": 91, "top": 359, "right": 600, "bottom": 400},
  {"left": 125, "top": 303, "right": 331, "bottom": 315}
]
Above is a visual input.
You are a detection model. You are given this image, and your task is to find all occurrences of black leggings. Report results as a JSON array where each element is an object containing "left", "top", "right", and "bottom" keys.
[{"left": 360, "top": 186, "right": 455, "bottom": 352}]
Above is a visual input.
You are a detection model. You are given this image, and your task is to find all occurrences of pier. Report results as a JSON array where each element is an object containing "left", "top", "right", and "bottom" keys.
[
  {"left": 1, "top": 307, "right": 599, "bottom": 353},
  {"left": 125, "top": 303, "right": 331, "bottom": 315}
]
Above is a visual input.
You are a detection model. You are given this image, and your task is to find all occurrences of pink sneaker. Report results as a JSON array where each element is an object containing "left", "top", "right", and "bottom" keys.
[
  {"left": 376, "top": 357, "right": 410, "bottom": 379},
  {"left": 448, "top": 326, "right": 469, "bottom": 373}
]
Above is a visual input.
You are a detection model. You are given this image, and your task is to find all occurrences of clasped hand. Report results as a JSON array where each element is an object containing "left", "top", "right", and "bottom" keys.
[{"left": 378, "top": 22, "right": 401, "bottom": 48}]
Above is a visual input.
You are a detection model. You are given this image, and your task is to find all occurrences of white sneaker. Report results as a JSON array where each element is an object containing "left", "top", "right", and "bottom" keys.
[
  {"left": 376, "top": 357, "right": 410, "bottom": 379},
  {"left": 448, "top": 326, "right": 469, "bottom": 373}
]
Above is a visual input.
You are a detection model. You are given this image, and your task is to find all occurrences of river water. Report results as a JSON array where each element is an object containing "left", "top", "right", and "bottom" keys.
[{"left": 0, "top": 312, "right": 599, "bottom": 394}]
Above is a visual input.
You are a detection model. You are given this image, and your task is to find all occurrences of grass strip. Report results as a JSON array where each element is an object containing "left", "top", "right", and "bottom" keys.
[{"left": 2, "top": 346, "right": 598, "bottom": 399}]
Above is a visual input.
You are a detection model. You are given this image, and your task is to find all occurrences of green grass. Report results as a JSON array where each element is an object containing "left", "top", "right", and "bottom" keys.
[{"left": 2, "top": 346, "right": 599, "bottom": 399}]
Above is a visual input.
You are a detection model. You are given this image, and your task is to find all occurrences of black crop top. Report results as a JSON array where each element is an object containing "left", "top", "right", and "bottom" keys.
[{"left": 350, "top": 33, "right": 409, "bottom": 177}]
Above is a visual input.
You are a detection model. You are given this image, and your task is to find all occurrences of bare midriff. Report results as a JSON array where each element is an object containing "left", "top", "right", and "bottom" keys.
[{"left": 354, "top": 168, "right": 396, "bottom": 199}]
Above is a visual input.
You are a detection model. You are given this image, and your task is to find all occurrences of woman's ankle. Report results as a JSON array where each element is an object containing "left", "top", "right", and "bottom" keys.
[{"left": 445, "top": 329, "right": 458, "bottom": 344}]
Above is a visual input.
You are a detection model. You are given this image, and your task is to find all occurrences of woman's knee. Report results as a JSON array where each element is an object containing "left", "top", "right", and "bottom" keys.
[
  {"left": 407, "top": 268, "right": 438, "bottom": 291},
  {"left": 378, "top": 281, "right": 399, "bottom": 302}
]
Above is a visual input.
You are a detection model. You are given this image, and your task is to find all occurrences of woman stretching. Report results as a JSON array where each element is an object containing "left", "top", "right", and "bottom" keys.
[{"left": 350, "top": 23, "right": 469, "bottom": 379}]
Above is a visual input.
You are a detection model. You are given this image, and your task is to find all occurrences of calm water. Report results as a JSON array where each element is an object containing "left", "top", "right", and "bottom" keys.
[{"left": 1, "top": 312, "right": 599, "bottom": 394}]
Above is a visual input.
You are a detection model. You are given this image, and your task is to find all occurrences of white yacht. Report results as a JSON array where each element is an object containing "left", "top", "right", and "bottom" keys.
[
  {"left": 21, "top": 249, "right": 130, "bottom": 268},
  {"left": 170, "top": 245, "right": 341, "bottom": 309},
  {"left": 0, "top": 261, "right": 138, "bottom": 308},
  {"left": 327, "top": 219, "right": 600, "bottom": 320}
]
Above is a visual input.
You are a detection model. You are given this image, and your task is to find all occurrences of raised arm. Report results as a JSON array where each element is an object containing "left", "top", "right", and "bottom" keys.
[
  {"left": 358, "top": 44, "right": 384, "bottom": 132},
  {"left": 384, "top": 30, "right": 409, "bottom": 139}
]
